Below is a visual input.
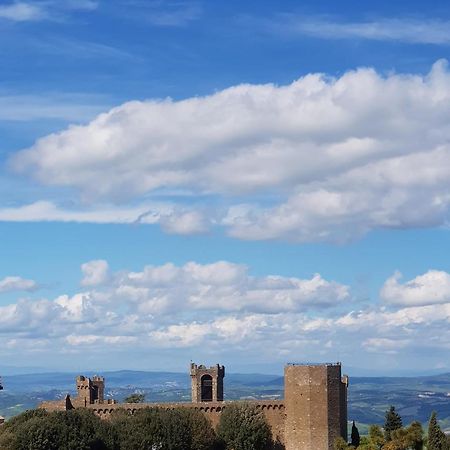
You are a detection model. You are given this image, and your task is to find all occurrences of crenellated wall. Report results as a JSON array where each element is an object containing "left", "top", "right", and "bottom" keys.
[{"left": 40, "top": 363, "right": 348, "bottom": 450}]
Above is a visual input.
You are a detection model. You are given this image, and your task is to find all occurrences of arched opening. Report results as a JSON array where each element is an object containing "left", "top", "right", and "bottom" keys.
[{"left": 201, "top": 374, "right": 213, "bottom": 401}]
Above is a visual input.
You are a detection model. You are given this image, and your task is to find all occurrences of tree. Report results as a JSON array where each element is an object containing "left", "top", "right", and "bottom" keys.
[
  {"left": 351, "top": 421, "right": 361, "bottom": 448},
  {"left": 334, "top": 436, "right": 351, "bottom": 450},
  {"left": 0, "top": 409, "right": 116, "bottom": 450},
  {"left": 428, "top": 412, "right": 448, "bottom": 450},
  {"left": 406, "top": 421, "right": 424, "bottom": 450},
  {"left": 384, "top": 406, "right": 403, "bottom": 441},
  {"left": 111, "top": 407, "right": 218, "bottom": 450},
  {"left": 123, "top": 393, "right": 146, "bottom": 403},
  {"left": 369, "top": 425, "right": 386, "bottom": 450},
  {"left": 217, "top": 403, "right": 272, "bottom": 450},
  {"left": 182, "top": 408, "right": 219, "bottom": 450}
]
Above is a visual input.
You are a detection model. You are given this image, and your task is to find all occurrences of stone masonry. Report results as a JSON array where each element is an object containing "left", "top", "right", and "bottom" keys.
[
  {"left": 190, "top": 363, "right": 225, "bottom": 402},
  {"left": 41, "top": 362, "right": 349, "bottom": 450}
]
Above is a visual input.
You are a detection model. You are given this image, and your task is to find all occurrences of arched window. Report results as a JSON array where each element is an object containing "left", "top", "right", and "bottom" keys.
[{"left": 201, "top": 374, "right": 213, "bottom": 401}]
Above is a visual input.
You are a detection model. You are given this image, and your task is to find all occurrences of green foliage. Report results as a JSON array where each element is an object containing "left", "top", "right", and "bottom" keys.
[
  {"left": 428, "top": 412, "right": 448, "bottom": 450},
  {"left": 0, "top": 407, "right": 218, "bottom": 450},
  {"left": 406, "top": 421, "right": 424, "bottom": 450},
  {"left": 0, "top": 408, "right": 116, "bottom": 450},
  {"left": 123, "top": 394, "right": 145, "bottom": 403},
  {"left": 357, "top": 425, "right": 385, "bottom": 450},
  {"left": 357, "top": 421, "right": 423, "bottom": 450},
  {"left": 351, "top": 421, "right": 361, "bottom": 448},
  {"left": 334, "top": 436, "right": 351, "bottom": 450},
  {"left": 384, "top": 406, "right": 403, "bottom": 441},
  {"left": 111, "top": 407, "right": 218, "bottom": 450},
  {"left": 217, "top": 403, "right": 272, "bottom": 450}
]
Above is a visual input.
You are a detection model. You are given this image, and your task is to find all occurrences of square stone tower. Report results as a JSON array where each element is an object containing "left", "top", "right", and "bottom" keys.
[
  {"left": 284, "top": 363, "right": 348, "bottom": 450},
  {"left": 190, "top": 363, "right": 225, "bottom": 402},
  {"left": 75, "top": 375, "right": 105, "bottom": 406}
]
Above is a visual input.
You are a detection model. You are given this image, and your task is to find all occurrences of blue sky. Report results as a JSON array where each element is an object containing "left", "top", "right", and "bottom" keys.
[{"left": 1, "top": 0, "right": 450, "bottom": 376}]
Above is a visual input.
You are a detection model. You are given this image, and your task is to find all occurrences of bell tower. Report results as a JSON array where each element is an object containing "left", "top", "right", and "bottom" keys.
[{"left": 190, "top": 363, "right": 225, "bottom": 402}]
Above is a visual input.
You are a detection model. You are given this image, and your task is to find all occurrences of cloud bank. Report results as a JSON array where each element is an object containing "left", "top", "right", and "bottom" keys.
[
  {"left": 9, "top": 61, "right": 450, "bottom": 242},
  {"left": 1, "top": 263, "right": 450, "bottom": 371}
]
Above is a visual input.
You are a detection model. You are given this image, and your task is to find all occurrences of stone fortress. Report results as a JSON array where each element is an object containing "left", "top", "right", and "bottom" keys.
[{"left": 41, "top": 362, "right": 349, "bottom": 450}]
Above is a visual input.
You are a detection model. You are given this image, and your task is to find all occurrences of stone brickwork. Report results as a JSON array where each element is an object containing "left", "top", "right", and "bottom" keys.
[
  {"left": 73, "top": 375, "right": 105, "bottom": 407},
  {"left": 190, "top": 363, "right": 225, "bottom": 402},
  {"left": 284, "top": 364, "right": 348, "bottom": 450},
  {"left": 41, "top": 362, "right": 348, "bottom": 450}
]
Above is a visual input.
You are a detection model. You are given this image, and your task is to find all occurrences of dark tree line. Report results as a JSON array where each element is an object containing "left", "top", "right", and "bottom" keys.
[{"left": 0, "top": 403, "right": 273, "bottom": 450}]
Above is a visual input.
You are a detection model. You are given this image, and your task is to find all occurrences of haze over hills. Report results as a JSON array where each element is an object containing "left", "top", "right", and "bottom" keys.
[{"left": 1, "top": 370, "right": 450, "bottom": 433}]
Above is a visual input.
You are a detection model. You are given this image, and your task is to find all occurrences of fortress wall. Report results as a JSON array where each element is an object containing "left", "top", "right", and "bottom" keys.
[
  {"left": 40, "top": 363, "right": 347, "bottom": 450},
  {"left": 39, "top": 400, "right": 67, "bottom": 412},
  {"left": 88, "top": 400, "right": 286, "bottom": 443}
]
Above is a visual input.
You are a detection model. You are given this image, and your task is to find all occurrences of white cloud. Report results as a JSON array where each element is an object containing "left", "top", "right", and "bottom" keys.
[
  {"left": 270, "top": 16, "right": 450, "bottom": 45},
  {"left": 0, "top": 201, "right": 210, "bottom": 234},
  {"left": 0, "top": 260, "right": 349, "bottom": 341},
  {"left": 1, "top": 261, "right": 450, "bottom": 370},
  {"left": 81, "top": 260, "right": 109, "bottom": 287},
  {"left": 381, "top": 270, "right": 450, "bottom": 306},
  {"left": 0, "top": 276, "right": 38, "bottom": 293},
  {"left": 0, "top": 1, "right": 98, "bottom": 22},
  {"left": 160, "top": 210, "right": 210, "bottom": 235},
  {"left": 150, "top": 315, "right": 267, "bottom": 347},
  {"left": 115, "top": 261, "right": 350, "bottom": 314},
  {"left": 0, "top": 2, "right": 46, "bottom": 22},
  {"left": 10, "top": 61, "right": 450, "bottom": 242}
]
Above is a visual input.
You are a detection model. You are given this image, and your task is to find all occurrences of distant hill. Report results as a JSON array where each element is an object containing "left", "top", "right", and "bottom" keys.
[{"left": 1, "top": 370, "right": 449, "bottom": 431}]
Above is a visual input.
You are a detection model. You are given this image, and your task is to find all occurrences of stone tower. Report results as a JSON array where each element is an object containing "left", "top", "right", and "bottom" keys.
[
  {"left": 190, "top": 363, "right": 225, "bottom": 402},
  {"left": 75, "top": 375, "right": 105, "bottom": 406},
  {"left": 284, "top": 363, "right": 348, "bottom": 450}
]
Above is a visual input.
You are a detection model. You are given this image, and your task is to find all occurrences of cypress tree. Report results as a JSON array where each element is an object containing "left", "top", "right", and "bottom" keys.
[
  {"left": 384, "top": 405, "right": 402, "bottom": 441},
  {"left": 351, "top": 421, "right": 360, "bottom": 448},
  {"left": 428, "top": 411, "right": 447, "bottom": 450}
]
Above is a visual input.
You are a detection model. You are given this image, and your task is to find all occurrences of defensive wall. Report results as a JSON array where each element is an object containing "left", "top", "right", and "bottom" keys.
[{"left": 40, "top": 362, "right": 349, "bottom": 450}]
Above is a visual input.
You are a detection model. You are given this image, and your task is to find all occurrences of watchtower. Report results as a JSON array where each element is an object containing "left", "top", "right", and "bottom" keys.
[
  {"left": 75, "top": 375, "right": 105, "bottom": 406},
  {"left": 284, "top": 363, "right": 348, "bottom": 450},
  {"left": 190, "top": 363, "right": 225, "bottom": 402}
]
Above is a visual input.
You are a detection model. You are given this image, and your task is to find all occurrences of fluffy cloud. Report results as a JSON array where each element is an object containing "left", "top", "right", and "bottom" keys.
[
  {"left": 1, "top": 262, "right": 450, "bottom": 371},
  {"left": 81, "top": 260, "right": 109, "bottom": 287},
  {"left": 0, "top": 260, "right": 348, "bottom": 339},
  {"left": 10, "top": 61, "right": 450, "bottom": 242},
  {"left": 0, "top": 276, "right": 38, "bottom": 293},
  {"left": 380, "top": 270, "right": 450, "bottom": 306},
  {"left": 113, "top": 261, "right": 350, "bottom": 314}
]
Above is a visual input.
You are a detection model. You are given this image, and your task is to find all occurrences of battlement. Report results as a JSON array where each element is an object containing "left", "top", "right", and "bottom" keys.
[{"left": 41, "top": 362, "right": 348, "bottom": 450}]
